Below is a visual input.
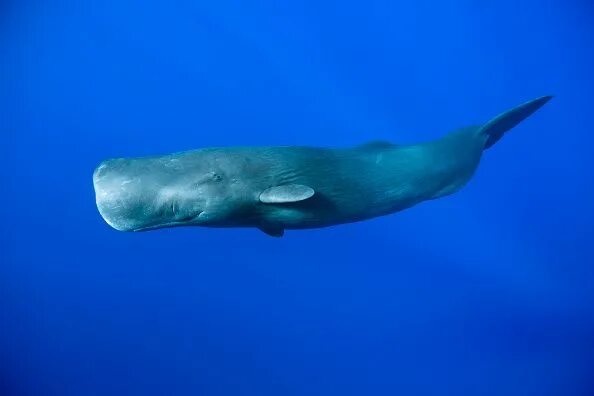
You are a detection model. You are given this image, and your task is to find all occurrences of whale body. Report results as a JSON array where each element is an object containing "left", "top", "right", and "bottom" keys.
[{"left": 93, "top": 96, "right": 552, "bottom": 237}]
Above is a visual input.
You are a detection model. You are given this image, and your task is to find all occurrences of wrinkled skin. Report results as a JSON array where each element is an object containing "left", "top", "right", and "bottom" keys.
[{"left": 93, "top": 96, "right": 551, "bottom": 236}]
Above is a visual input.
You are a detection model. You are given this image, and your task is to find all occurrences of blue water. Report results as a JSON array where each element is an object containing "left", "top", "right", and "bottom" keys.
[{"left": 2, "top": 1, "right": 594, "bottom": 395}]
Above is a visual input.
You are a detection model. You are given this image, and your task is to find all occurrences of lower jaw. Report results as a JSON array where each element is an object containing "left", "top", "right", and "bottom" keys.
[{"left": 133, "top": 212, "right": 203, "bottom": 232}]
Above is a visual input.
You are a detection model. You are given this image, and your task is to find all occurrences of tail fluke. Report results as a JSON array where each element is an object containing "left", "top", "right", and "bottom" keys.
[{"left": 481, "top": 95, "right": 553, "bottom": 149}]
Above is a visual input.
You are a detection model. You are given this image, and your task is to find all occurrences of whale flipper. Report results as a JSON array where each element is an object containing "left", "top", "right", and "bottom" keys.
[
  {"left": 481, "top": 95, "right": 553, "bottom": 149},
  {"left": 259, "top": 184, "right": 315, "bottom": 204},
  {"left": 259, "top": 224, "right": 285, "bottom": 237}
]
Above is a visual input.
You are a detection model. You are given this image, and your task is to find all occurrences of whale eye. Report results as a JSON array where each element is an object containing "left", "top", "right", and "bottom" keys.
[
  {"left": 210, "top": 172, "right": 222, "bottom": 182},
  {"left": 191, "top": 172, "right": 223, "bottom": 189}
]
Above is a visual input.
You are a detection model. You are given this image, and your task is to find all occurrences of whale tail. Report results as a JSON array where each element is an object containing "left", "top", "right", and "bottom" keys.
[{"left": 480, "top": 95, "right": 553, "bottom": 149}]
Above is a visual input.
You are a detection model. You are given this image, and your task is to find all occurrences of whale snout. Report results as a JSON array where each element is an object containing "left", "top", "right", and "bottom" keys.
[
  {"left": 93, "top": 157, "right": 206, "bottom": 232},
  {"left": 93, "top": 159, "right": 157, "bottom": 231}
]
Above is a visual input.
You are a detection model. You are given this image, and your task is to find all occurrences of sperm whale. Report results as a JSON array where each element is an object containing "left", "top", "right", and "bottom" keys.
[{"left": 93, "top": 96, "right": 552, "bottom": 237}]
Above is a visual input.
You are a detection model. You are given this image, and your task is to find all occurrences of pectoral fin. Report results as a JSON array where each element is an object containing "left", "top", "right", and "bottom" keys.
[
  {"left": 259, "top": 184, "right": 315, "bottom": 204},
  {"left": 258, "top": 224, "right": 285, "bottom": 237}
]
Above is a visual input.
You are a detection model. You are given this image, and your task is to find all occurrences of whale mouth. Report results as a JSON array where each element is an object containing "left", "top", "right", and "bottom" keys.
[{"left": 132, "top": 212, "right": 204, "bottom": 232}]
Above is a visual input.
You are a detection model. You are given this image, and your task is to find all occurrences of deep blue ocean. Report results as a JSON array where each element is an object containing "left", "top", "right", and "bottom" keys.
[{"left": 2, "top": 1, "right": 594, "bottom": 395}]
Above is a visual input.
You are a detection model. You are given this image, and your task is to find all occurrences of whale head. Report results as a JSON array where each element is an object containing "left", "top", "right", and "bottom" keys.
[{"left": 93, "top": 154, "right": 238, "bottom": 232}]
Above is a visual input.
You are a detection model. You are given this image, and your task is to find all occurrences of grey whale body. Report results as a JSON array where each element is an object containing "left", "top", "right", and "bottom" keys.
[{"left": 93, "top": 96, "right": 552, "bottom": 237}]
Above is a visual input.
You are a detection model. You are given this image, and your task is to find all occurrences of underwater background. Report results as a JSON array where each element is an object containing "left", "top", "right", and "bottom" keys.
[{"left": 2, "top": 0, "right": 594, "bottom": 395}]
